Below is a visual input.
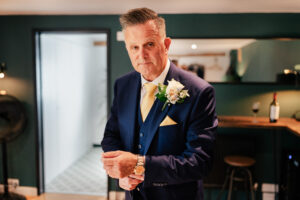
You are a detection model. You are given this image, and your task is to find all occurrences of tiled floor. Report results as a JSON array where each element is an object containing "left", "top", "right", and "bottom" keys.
[
  {"left": 27, "top": 193, "right": 107, "bottom": 200},
  {"left": 46, "top": 147, "right": 107, "bottom": 197}
]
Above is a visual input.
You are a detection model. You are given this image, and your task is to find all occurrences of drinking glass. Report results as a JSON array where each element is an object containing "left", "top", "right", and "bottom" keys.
[{"left": 252, "top": 102, "right": 260, "bottom": 123}]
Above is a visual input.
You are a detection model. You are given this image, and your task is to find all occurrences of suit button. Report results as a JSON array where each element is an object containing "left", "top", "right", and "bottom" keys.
[
  {"left": 137, "top": 187, "right": 140, "bottom": 191},
  {"left": 140, "top": 133, "right": 143, "bottom": 137},
  {"left": 138, "top": 144, "right": 142, "bottom": 149}
]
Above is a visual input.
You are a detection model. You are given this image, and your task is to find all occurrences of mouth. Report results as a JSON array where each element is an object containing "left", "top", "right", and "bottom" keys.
[{"left": 138, "top": 62, "right": 152, "bottom": 65}]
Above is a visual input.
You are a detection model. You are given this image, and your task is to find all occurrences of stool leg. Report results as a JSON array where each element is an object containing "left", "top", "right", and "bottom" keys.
[
  {"left": 242, "top": 169, "right": 249, "bottom": 200},
  {"left": 217, "top": 167, "right": 231, "bottom": 200},
  {"left": 227, "top": 168, "right": 235, "bottom": 200},
  {"left": 245, "top": 168, "right": 255, "bottom": 200}
]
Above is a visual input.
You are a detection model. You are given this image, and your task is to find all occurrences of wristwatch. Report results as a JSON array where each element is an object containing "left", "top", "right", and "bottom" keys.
[{"left": 134, "top": 155, "right": 145, "bottom": 175}]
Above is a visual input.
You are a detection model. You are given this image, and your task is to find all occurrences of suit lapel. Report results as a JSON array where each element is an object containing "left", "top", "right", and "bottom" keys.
[
  {"left": 125, "top": 72, "right": 141, "bottom": 152},
  {"left": 143, "top": 100, "right": 170, "bottom": 154},
  {"left": 143, "top": 63, "right": 177, "bottom": 154}
]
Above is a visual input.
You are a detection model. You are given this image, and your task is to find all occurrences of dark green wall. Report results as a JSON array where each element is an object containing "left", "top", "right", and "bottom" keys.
[
  {"left": 0, "top": 13, "right": 300, "bottom": 189},
  {"left": 240, "top": 40, "right": 300, "bottom": 82}
]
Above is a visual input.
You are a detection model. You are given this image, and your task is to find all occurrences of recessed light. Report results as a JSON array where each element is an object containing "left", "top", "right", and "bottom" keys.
[{"left": 191, "top": 44, "right": 197, "bottom": 49}]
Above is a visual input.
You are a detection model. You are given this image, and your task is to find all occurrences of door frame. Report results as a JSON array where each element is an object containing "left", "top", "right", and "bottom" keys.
[{"left": 32, "top": 28, "right": 111, "bottom": 195}]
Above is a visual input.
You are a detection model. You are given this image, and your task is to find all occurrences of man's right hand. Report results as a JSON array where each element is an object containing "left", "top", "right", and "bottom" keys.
[
  {"left": 102, "top": 150, "right": 138, "bottom": 178},
  {"left": 119, "top": 174, "right": 144, "bottom": 191}
]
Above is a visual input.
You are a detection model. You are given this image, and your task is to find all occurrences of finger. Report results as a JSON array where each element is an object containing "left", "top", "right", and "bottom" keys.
[
  {"left": 128, "top": 185, "right": 137, "bottom": 191},
  {"left": 127, "top": 177, "right": 142, "bottom": 185},
  {"left": 129, "top": 174, "right": 144, "bottom": 181},
  {"left": 107, "top": 171, "right": 119, "bottom": 179},
  {"left": 119, "top": 182, "right": 137, "bottom": 191},
  {"left": 119, "top": 183, "right": 131, "bottom": 191},
  {"left": 128, "top": 183, "right": 139, "bottom": 191},
  {"left": 102, "top": 151, "right": 122, "bottom": 158},
  {"left": 120, "top": 177, "right": 141, "bottom": 191},
  {"left": 104, "top": 166, "right": 111, "bottom": 173},
  {"left": 120, "top": 177, "right": 138, "bottom": 186},
  {"left": 103, "top": 163, "right": 113, "bottom": 169},
  {"left": 102, "top": 157, "right": 116, "bottom": 166},
  {"left": 107, "top": 165, "right": 121, "bottom": 179},
  {"left": 119, "top": 178, "right": 130, "bottom": 190},
  {"left": 119, "top": 183, "right": 127, "bottom": 190},
  {"left": 102, "top": 163, "right": 114, "bottom": 170}
]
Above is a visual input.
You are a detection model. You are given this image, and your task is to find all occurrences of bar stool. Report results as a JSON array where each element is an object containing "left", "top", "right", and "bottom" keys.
[{"left": 217, "top": 155, "right": 256, "bottom": 200}]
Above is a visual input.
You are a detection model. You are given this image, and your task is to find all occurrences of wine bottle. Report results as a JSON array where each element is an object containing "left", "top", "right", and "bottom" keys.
[{"left": 269, "top": 92, "right": 280, "bottom": 123}]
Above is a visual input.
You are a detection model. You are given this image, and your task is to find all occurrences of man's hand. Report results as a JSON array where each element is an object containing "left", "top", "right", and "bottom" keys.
[
  {"left": 102, "top": 150, "right": 138, "bottom": 178},
  {"left": 119, "top": 174, "right": 144, "bottom": 191}
]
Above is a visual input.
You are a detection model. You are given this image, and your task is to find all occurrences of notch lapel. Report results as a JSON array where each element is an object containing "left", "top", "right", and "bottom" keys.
[{"left": 124, "top": 72, "right": 141, "bottom": 152}]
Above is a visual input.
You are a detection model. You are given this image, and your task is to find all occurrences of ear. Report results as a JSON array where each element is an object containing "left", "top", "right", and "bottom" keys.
[{"left": 164, "top": 37, "right": 171, "bottom": 53}]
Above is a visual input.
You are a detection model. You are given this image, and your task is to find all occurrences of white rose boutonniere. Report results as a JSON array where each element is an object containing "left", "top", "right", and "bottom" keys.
[{"left": 155, "top": 78, "right": 190, "bottom": 111}]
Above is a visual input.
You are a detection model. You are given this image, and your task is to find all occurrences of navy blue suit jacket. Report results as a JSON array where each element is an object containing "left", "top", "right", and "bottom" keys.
[{"left": 101, "top": 63, "right": 218, "bottom": 200}]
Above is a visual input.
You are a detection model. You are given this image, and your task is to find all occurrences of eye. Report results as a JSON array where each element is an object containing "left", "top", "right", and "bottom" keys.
[
  {"left": 147, "top": 42, "right": 154, "bottom": 47},
  {"left": 131, "top": 46, "right": 139, "bottom": 51}
]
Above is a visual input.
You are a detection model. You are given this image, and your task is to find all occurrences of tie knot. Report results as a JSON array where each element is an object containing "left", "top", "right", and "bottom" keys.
[{"left": 144, "top": 83, "right": 157, "bottom": 94}]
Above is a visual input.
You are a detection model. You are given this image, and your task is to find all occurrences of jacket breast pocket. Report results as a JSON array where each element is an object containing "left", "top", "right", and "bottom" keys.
[{"left": 154, "top": 123, "right": 185, "bottom": 154}]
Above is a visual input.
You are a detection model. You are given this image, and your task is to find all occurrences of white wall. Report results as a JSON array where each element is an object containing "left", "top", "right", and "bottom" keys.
[
  {"left": 173, "top": 54, "right": 230, "bottom": 82},
  {"left": 41, "top": 33, "right": 107, "bottom": 185}
]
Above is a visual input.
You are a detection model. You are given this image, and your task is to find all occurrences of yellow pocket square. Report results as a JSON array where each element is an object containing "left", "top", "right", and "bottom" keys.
[{"left": 160, "top": 116, "right": 177, "bottom": 126}]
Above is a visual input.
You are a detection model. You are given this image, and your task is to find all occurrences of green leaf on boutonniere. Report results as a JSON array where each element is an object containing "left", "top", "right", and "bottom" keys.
[
  {"left": 177, "top": 99, "right": 185, "bottom": 104},
  {"left": 155, "top": 83, "right": 167, "bottom": 102},
  {"left": 155, "top": 79, "right": 190, "bottom": 111}
]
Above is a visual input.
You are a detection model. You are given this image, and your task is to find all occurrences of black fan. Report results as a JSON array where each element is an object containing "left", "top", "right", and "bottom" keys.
[{"left": 0, "top": 94, "right": 27, "bottom": 200}]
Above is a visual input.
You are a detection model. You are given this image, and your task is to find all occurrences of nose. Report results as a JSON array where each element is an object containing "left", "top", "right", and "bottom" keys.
[{"left": 138, "top": 47, "right": 148, "bottom": 59}]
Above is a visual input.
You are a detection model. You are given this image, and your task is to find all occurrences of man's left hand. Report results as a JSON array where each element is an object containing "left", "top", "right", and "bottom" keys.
[
  {"left": 102, "top": 150, "right": 138, "bottom": 178},
  {"left": 119, "top": 174, "right": 144, "bottom": 191}
]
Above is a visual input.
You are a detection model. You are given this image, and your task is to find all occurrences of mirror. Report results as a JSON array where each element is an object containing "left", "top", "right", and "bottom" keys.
[{"left": 169, "top": 38, "right": 300, "bottom": 83}]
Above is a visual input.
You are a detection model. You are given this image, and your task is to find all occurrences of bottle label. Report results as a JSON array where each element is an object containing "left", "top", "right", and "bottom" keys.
[{"left": 270, "top": 105, "right": 280, "bottom": 119}]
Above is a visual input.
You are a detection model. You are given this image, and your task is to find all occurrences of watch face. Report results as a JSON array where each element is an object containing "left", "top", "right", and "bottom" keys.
[{"left": 135, "top": 166, "right": 145, "bottom": 175}]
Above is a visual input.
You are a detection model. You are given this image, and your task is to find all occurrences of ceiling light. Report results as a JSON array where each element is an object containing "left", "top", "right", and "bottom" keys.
[{"left": 191, "top": 44, "right": 197, "bottom": 49}]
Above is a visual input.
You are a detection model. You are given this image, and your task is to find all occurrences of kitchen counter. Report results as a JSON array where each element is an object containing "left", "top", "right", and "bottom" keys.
[{"left": 218, "top": 116, "right": 300, "bottom": 137}]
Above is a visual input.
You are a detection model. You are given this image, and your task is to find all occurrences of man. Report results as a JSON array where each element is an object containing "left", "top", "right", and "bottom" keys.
[{"left": 101, "top": 8, "right": 218, "bottom": 200}]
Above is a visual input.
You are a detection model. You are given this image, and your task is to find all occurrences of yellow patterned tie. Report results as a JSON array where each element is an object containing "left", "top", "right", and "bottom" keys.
[{"left": 141, "top": 83, "right": 157, "bottom": 122}]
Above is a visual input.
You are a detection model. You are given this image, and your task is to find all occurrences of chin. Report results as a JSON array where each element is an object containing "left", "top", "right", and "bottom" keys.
[{"left": 139, "top": 67, "right": 151, "bottom": 75}]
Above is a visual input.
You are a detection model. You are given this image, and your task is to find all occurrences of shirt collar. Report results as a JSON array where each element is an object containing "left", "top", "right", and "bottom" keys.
[{"left": 141, "top": 59, "right": 170, "bottom": 87}]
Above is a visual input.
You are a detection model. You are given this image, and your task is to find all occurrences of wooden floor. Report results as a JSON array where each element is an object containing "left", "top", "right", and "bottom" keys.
[{"left": 27, "top": 193, "right": 107, "bottom": 200}]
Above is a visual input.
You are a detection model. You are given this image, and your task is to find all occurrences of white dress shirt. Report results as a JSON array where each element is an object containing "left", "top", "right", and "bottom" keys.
[{"left": 140, "top": 59, "right": 170, "bottom": 105}]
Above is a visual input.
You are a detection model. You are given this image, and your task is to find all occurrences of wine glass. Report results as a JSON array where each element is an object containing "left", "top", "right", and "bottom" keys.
[{"left": 252, "top": 102, "right": 260, "bottom": 123}]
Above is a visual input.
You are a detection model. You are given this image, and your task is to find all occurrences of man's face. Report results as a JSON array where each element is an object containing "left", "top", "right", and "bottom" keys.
[{"left": 124, "top": 20, "right": 171, "bottom": 81}]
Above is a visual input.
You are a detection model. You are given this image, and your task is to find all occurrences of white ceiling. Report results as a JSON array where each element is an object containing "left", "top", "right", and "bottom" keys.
[{"left": 1, "top": 0, "right": 300, "bottom": 15}]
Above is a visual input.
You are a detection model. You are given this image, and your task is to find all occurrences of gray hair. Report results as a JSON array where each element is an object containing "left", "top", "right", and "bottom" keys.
[{"left": 120, "top": 7, "right": 166, "bottom": 37}]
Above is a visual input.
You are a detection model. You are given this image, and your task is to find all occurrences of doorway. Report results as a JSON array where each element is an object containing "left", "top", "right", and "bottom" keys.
[{"left": 34, "top": 30, "right": 109, "bottom": 197}]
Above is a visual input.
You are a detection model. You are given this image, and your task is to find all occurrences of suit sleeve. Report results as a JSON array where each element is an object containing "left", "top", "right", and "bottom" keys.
[
  {"left": 143, "top": 85, "right": 218, "bottom": 187},
  {"left": 101, "top": 80, "right": 124, "bottom": 152}
]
